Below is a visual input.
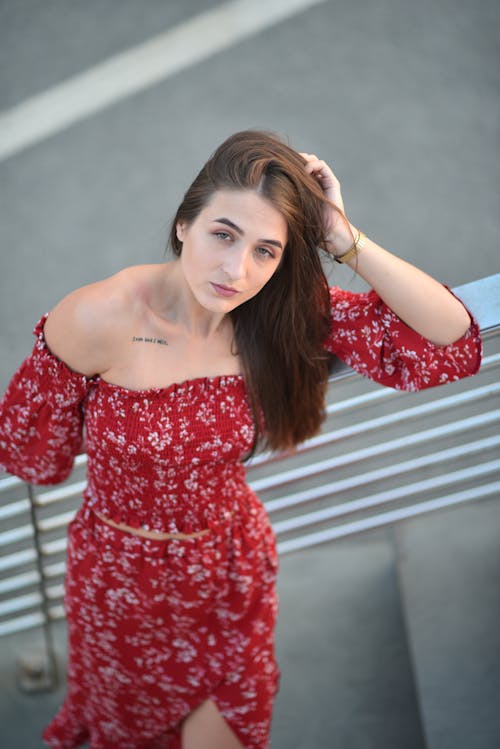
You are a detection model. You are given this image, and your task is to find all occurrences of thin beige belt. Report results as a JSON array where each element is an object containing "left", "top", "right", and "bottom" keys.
[{"left": 94, "top": 511, "right": 211, "bottom": 541}]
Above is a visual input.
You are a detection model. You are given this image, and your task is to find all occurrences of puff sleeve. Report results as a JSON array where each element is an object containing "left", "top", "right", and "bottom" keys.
[
  {"left": 0, "top": 315, "right": 95, "bottom": 485},
  {"left": 325, "top": 286, "right": 482, "bottom": 391}
]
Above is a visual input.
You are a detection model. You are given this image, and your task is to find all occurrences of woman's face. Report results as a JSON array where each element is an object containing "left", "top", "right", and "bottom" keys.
[{"left": 176, "top": 189, "right": 287, "bottom": 313}]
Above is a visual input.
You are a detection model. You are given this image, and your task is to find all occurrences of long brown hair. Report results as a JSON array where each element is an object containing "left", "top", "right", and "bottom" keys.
[{"left": 169, "top": 130, "right": 344, "bottom": 453}]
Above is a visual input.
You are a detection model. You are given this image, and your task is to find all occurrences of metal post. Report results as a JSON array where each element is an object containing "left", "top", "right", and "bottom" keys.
[{"left": 19, "top": 485, "right": 59, "bottom": 692}]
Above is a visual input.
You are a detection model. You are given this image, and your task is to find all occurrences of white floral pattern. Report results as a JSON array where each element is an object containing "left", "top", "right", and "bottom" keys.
[
  {"left": 0, "top": 287, "right": 481, "bottom": 749},
  {"left": 325, "top": 287, "right": 481, "bottom": 389}
]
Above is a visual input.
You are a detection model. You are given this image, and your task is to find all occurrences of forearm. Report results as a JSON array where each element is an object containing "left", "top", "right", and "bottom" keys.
[{"left": 332, "top": 227, "right": 472, "bottom": 346}]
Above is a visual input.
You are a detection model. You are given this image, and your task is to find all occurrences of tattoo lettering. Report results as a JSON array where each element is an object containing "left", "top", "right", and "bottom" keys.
[{"left": 132, "top": 336, "right": 168, "bottom": 346}]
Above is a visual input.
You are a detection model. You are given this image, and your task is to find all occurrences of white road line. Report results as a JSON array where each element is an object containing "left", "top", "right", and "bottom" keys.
[{"left": 0, "top": 0, "right": 326, "bottom": 162}]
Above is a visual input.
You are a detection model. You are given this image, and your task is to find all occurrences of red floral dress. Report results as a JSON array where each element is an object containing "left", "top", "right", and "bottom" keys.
[{"left": 0, "top": 287, "right": 481, "bottom": 749}]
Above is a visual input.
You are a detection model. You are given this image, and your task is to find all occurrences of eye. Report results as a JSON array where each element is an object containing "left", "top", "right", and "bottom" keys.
[
  {"left": 255, "top": 246, "right": 275, "bottom": 259},
  {"left": 214, "top": 231, "right": 232, "bottom": 241}
]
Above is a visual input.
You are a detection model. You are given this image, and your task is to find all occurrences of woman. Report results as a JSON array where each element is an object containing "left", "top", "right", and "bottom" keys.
[{"left": 0, "top": 130, "right": 481, "bottom": 749}]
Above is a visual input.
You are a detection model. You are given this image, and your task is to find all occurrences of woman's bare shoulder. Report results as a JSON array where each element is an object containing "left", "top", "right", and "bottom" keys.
[{"left": 43, "top": 265, "right": 160, "bottom": 376}]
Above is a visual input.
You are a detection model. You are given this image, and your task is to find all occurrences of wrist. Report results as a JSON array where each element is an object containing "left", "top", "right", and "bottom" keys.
[
  {"left": 326, "top": 220, "right": 356, "bottom": 250},
  {"left": 330, "top": 226, "right": 366, "bottom": 264}
]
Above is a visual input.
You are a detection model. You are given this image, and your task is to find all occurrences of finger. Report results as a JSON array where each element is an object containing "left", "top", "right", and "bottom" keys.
[
  {"left": 303, "top": 158, "right": 326, "bottom": 173},
  {"left": 299, "top": 153, "right": 329, "bottom": 171},
  {"left": 299, "top": 153, "right": 341, "bottom": 194},
  {"left": 299, "top": 152, "right": 318, "bottom": 163},
  {"left": 306, "top": 159, "right": 337, "bottom": 182}
]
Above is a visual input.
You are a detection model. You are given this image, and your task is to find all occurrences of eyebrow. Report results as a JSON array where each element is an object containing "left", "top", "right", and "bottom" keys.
[{"left": 213, "top": 217, "right": 284, "bottom": 250}]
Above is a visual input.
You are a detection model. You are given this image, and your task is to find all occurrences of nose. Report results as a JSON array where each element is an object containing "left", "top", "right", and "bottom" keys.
[{"left": 222, "top": 245, "right": 250, "bottom": 281}]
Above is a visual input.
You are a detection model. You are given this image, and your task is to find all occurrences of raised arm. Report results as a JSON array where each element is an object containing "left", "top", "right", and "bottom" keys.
[{"left": 301, "top": 153, "right": 472, "bottom": 346}]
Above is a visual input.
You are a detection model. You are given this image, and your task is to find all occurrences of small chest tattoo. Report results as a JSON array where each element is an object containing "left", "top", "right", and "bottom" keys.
[{"left": 132, "top": 336, "right": 169, "bottom": 346}]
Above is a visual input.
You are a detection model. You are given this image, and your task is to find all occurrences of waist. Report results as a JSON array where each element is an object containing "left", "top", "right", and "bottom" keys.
[
  {"left": 93, "top": 510, "right": 213, "bottom": 541},
  {"left": 84, "top": 464, "right": 256, "bottom": 534}
]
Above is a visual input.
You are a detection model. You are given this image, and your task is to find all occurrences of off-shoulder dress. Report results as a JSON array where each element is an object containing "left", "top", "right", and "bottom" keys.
[{"left": 0, "top": 287, "right": 481, "bottom": 749}]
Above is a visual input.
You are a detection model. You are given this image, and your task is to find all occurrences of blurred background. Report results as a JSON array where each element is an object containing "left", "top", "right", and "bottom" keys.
[{"left": 1, "top": 1, "right": 499, "bottom": 747}]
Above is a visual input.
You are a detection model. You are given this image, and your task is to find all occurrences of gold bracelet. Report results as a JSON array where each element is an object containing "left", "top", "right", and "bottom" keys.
[{"left": 334, "top": 230, "right": 366, "bottom": 264}]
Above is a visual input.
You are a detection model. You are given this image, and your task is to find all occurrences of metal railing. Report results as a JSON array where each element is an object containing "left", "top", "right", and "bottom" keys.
[{"left": 1, "top": 273, "right": 499, "bottom": 652}]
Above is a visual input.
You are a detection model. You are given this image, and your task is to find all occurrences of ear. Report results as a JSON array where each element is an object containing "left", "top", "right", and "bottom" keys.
[{"left": 176, "top": 221, "right": 186, "bottom": 243}]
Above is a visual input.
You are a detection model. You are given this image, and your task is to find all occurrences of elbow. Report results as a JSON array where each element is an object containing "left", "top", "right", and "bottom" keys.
[{"left": 432, "top": 307, "right": 474, "bottom": 348}]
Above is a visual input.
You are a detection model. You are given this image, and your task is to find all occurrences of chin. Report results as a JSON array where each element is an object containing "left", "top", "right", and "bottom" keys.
[{"left": 195, "top": 292, "right": 241, "bottom": 313}]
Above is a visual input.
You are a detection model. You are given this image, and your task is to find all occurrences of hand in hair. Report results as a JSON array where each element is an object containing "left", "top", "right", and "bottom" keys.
[
  {"left": 301, "top": 152, "right": 471, "bottom": 345},
  {"left": 300, "top": 153, "right": 344, "bottom": 210},
  {"left": 300, "top": 152, "right": 355, "bottom": 256}
]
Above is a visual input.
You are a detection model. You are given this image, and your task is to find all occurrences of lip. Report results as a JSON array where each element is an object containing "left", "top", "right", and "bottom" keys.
[{"left": 211, "top": 282, "right": 239, "bottom": 298}]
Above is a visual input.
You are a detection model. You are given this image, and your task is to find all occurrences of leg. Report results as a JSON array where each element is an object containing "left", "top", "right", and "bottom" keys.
[{"left": 181, "top": 699, "right": 244, "bottom": 749}]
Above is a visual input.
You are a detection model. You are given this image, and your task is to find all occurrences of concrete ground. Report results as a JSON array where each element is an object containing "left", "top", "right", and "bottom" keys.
[{"left": 1, "top": 1, "right": 499, "bottom": 747}]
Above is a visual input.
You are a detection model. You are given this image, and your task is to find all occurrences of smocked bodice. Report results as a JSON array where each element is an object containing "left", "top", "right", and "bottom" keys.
[{"left": 84, "top": 376, "right": 256, "bottom": 533}]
